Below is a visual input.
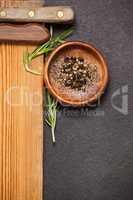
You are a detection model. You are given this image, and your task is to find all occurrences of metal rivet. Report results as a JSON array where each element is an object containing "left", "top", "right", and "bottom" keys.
[
  {"left": 57, "top": 10, "right": 64, "bottom": 18},
  {"left": 28, "top": 10, "right": 35, "bottom": 17},
  {"left": 0, "top": 11, "right": 7, "bottom": 17}
]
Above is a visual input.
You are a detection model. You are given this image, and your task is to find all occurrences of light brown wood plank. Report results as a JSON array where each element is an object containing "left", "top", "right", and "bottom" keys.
[{"left": 0, "top": 0, "right": 44, "bottom": 200}]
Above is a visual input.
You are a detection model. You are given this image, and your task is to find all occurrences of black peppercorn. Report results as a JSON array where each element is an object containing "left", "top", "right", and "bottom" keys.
[{"left": 56, "top": 56, "right": 99, "bottom": 92}]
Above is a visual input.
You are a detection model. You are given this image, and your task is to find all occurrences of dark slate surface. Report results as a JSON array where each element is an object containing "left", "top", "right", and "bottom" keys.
[{"left": 44, "top": 0, "right": 133, "bottom": 200}]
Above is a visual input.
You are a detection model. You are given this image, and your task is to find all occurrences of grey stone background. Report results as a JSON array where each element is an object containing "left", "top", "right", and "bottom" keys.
[{"left": 44, "top": 0, "right": 133, "bottom": 199}]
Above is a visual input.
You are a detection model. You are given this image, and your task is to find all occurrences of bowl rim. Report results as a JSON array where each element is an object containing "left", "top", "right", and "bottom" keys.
[{"left": 44, "top": 41, "right": 109, "bottom": 106}]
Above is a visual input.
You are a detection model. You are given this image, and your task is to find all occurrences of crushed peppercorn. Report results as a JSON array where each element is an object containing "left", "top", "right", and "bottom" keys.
[{"left": 56, "top": 56, "right": 99, "bottom": 92}]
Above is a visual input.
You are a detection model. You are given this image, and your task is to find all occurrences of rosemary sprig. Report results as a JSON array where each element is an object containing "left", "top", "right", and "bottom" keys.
[
  {"left": 23, "top": 27, "right": 73, "bottom": 73},
  {"left": 46, "top": 92, "right": 58, "bottom": 143},
  {"left": 23, "top": 27, "right": 73, "bottom": 143}
]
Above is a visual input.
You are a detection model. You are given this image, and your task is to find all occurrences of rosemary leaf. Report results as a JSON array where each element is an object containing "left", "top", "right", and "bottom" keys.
[
  {"left": 24, "top": 27, "right": 73, "bottom": 66},
  {"left": 23, "top": 27, "right": 74, "bottom": 143},
  {"left": 46, "top": 92, "right": 58, "bottom": 143}
]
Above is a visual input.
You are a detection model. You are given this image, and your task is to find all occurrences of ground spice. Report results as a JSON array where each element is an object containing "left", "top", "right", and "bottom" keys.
[{"left": 56, "top": 56, "right": 99, "bottom": 92}]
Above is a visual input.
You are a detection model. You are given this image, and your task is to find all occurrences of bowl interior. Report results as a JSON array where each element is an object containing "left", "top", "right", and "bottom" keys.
[{"left": 47, "top": 42, "right": 108, "bottom": 105}]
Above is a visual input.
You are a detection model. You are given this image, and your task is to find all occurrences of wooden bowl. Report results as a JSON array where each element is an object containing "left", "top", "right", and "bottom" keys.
[{"left": 44, "top": 41, "right": 108, "bottom": 106}]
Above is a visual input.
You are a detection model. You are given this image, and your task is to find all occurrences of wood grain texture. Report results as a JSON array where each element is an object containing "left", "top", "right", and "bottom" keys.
[
  {"left": 0, "top": 0, "right": 44, "bottom": 8},
  {"left": 0, "top": 7, "right": 74, "bottom": 23},
  {"left": 0, "top": 0, "right": 44, "bottom": 200},
  {"left": 0, "top": 23, "right": 50, "bottom": 44}
]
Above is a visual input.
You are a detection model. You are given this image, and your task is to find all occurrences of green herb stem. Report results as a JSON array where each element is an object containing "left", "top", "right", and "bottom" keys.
[
  {"left": 23, "top": 27, "right": 74, "bottom": 143},
  {"left": 46, "top": 92, "right": 58, "bottom": 144},
  {"left": 52, "top": 127, "right": 56, "bottom": 143},
  {"left": 24, "top": 27, "right": 73, "bottom": 66}
]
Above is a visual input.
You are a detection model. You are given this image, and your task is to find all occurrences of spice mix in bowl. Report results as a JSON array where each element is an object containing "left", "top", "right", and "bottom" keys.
[{"left": 44, "top": 41, "right": 108, "bottom": 106}]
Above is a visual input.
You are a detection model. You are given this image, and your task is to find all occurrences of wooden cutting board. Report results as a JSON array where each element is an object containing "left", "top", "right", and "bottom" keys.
[{"left": 0, "top": 0, "right": 44, "bottom": 199}]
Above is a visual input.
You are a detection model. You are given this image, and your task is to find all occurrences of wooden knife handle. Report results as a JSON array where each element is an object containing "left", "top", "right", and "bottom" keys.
[
  {"left": 0, "top": 6, "right": 74, "bottom": 23},
  {"left": 0, "top": 23, "right": 50, "bottom": 43}
]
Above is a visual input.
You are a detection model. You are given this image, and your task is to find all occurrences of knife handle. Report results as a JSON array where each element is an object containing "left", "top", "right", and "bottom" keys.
[
  {"left": 0, "top": 23, "right": 50, "bottom": 44},
  {"left": 0, "top": 6, "right": 74, "bottom": 23}
]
